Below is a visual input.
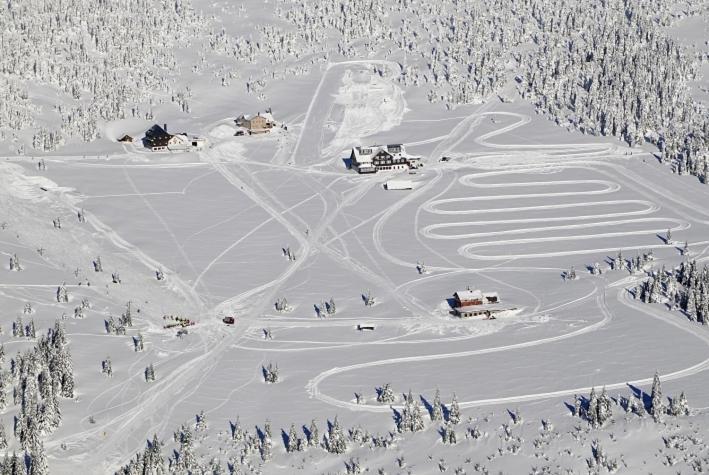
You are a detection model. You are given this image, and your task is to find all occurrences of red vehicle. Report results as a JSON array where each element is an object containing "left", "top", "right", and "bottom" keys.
[{"left": 222, "top": 316, "right": 235, "bottom": 325}]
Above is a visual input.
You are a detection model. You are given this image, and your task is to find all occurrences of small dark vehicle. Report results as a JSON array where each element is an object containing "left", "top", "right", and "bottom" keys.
[{"left": 223, "top": 316, "right": 235, "bottom": 325}]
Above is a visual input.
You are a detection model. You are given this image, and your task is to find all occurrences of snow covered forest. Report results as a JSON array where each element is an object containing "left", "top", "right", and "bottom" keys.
[
  {"left": 2, "top": 0, "right": 706, "bottom": 176},
  {"left": 1, "top": 0, "right": 708, "bottom": 473}
]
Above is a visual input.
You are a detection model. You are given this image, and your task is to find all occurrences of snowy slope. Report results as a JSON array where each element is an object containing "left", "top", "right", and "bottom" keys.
[{"left": 0, "top": 1, "right": 708, "bottom": 474}]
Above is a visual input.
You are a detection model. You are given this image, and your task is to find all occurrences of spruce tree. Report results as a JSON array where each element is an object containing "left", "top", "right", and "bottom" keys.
[
  {"left": 307, "top": 419, "right": 318, "bottom": 447},
  {"left": 430, "top": 388, "right": 442, "bottom": 421},
  {"left": 588, "top": 387, "right": 599, "bottom": 427},
  {"left": 447, "top": 394, "right": 461, "bottom": 425},
  {"left": 326, "top": 416, "right": 347, "bottom": 454},
  {"left": 650, "top": 371, "right": 663, "bottom": 422},
  {"left": 286, "top": 423, "right": 299, "bottom": 453}
]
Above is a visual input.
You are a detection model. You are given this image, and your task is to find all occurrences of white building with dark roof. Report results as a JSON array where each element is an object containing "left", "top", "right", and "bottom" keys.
[
  {"left": 451, "top": 289, "right": 506, "bottom": 318},
  {"left": 350, "top": 144, "right": 422, "bottom": 174}
]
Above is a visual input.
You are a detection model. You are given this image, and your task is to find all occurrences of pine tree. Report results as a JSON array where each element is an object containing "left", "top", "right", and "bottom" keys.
[
  {"left": 447, "top": 394, "right": 461, "bottom": 425},
  {"left": 669, "top": 391, "right": 689, "bottom": 416},
  {"left": 597, "top": 387, "right": 612, "bottom": 426},
  {"left": 29, "top": 438, "right": 48, "bottom": 475},
  {"left": 326, "top": 416, "right": 347, "bottom": 454},
  {"left": 572, "top": 394, "right": 581, "bottom": 417},
  {"left": 411, "top": 397, "right": 425, "bottom": 432},
  {"left": 177, "top": 426, "right": 196, "bottom": 472},
  {"left": 377, "top": 383, "right": 395, "bottom": 404},
  {"left": 145, "top": 364, "right": 155, "bottom": 383},
  {"left": 650, "top": 371, "right": 663, "bottom": 422},
  {"left": 134, "top": 333, "right": 144, "bottom": 352},
  {"left": 0, "top": 421, "right": 7, "bottom": 450},
  {"left": 195, "top": 410, "right": 207, "bottom": 432},
  {"left": 431, "top": 388, "right": 442, "bottom": 421},
  {"left": 0, "top": 373, "right": 7, "bottom": 411},
  {"left": 442, "top": 422, "right": 457, "bottom": 444},
  {"left": 307, "top": 419, "right": 318, "bottom": 447},
  {"left": 286, "top": 423, "right": 299, "bottom": 453},
  {"left": 145, "top": 433, "right": 165, "bottom": 474},
  {"left": 230, "top": 416, "right": 244, "bottom": 441},
  {"left": 588, "top": 387, "right": 599, "bottom": 427}
]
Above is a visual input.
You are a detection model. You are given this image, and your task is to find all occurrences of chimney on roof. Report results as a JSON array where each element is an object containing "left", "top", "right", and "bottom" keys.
[{"left": 164, "top": 123, "right": 168, "bottom": 133}]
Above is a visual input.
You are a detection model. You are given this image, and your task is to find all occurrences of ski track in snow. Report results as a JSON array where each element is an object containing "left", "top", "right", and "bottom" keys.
[{"left": 28, "top": 59, "right": 709, "bottom": 470}]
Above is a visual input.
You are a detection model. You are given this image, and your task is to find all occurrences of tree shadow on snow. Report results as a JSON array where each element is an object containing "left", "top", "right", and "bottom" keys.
[
  {"left": 280, "top": 429, "right": 290, "bottom": 448},
  {"left": 391, "top": 407, "right": 402, "bottom": 427},
  {"left": 420, "top": 395, "right": 433, "bottom": 418},
  {"left": 627, "top": 383, "right": 651, "bottom": 411},
  {"left": 301, "top": 424, "right": 312, "bottom": 442}
]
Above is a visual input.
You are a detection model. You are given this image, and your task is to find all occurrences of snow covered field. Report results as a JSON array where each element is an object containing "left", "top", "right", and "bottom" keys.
[{"left": 1, "top": 0, "right": 708, "bottom": 473}]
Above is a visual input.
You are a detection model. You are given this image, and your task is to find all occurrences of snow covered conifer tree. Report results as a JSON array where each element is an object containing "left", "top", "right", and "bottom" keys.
[
  {"left": 650, "top": 372, "right": 663, "bottom": 422},
  {"left": 377, "top": 383, "right": 395, "bottom": 404},
  {"left": 13, "top": 317, "right": 24, "bottom": 338},
  {"left": 325, "top": 416, "right": 347, "bottom": 454},
  {"left": 286, "top": 423, "right": 299, "bottom": 452},
  {"left": 264, "top": 419, "right": 272, "bottom": 440},
  {"left": 597, "top": 387, "right": 612, "bottom": 426},
  {"left": 447, "top": 394, "right": 461, "bottom": 425},
  {"left": 397, "top": 391, "right": 412, "bottom": 433},
  {"left": 120, "top": 301, "right": 133, "bottom": 327},
  {"left": 29, "top": 438, "right": 48, "bottom": 475},
  {"left": 411, "top": 396, "right": 425, "bottom": 432},
  {"left": 431, "top": 388, "right": 443, "bottom": 421},
  {"left": 56, "top": 284, "right": 68, "bottom": 303},
  {"left": 669, "top": 392, "right": 689, "bottom": 416},
  {"left": 9, "top": 254, "right": 22, "bottom": 271},
  {"left": 572, "top": 394, "right": 581, "bottom": 417},
  {"left": 176, "top": 426, "right": 197, "bottom": 472},
  {"left": 26, "top": 320, "right": 36, "bottom": 339},
  {"left": 195, "top": 410, "right": 207, "bottom": 432},
  {"left": 145, "top": 364, "right": 156, "bottom": 383},
  {"left": 307, "top": 419, "right": 319, "bottom": 447},
  {"left": 134, "top": 333, "right": 144, "bottom": 352},
  {"left": 101, "top": 357, "right": 112, "bottom": 377},
  {"left": 442, "top": 422, "right": 457, "bottom": 444},
  {"left": 588, "top": 387, "right": 599, "bottom": 427}
]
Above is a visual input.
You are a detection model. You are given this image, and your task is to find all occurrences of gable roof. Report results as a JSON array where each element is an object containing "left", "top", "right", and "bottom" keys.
[
  {"left": 145, "top": 124, "right": 169, "bottom": 139},
  {"left": 454, "top": 289, "right": 483, "bottom": 301}
]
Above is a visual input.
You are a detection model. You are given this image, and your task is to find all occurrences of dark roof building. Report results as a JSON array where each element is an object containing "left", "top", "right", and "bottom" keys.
[{"left": 144, "top": 124, "right": 172, "bottom": 150}]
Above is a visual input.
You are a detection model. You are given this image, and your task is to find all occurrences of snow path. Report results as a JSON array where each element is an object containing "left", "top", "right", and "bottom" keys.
[
  {"left": 289, "top": 60, "right": 402, "bottom": 166},
  {"left": 28, "top": 59, "right": 709, "bottom": 471},
  {"left": 306, "top": 287, "right": 709, "bottom": 411}
]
